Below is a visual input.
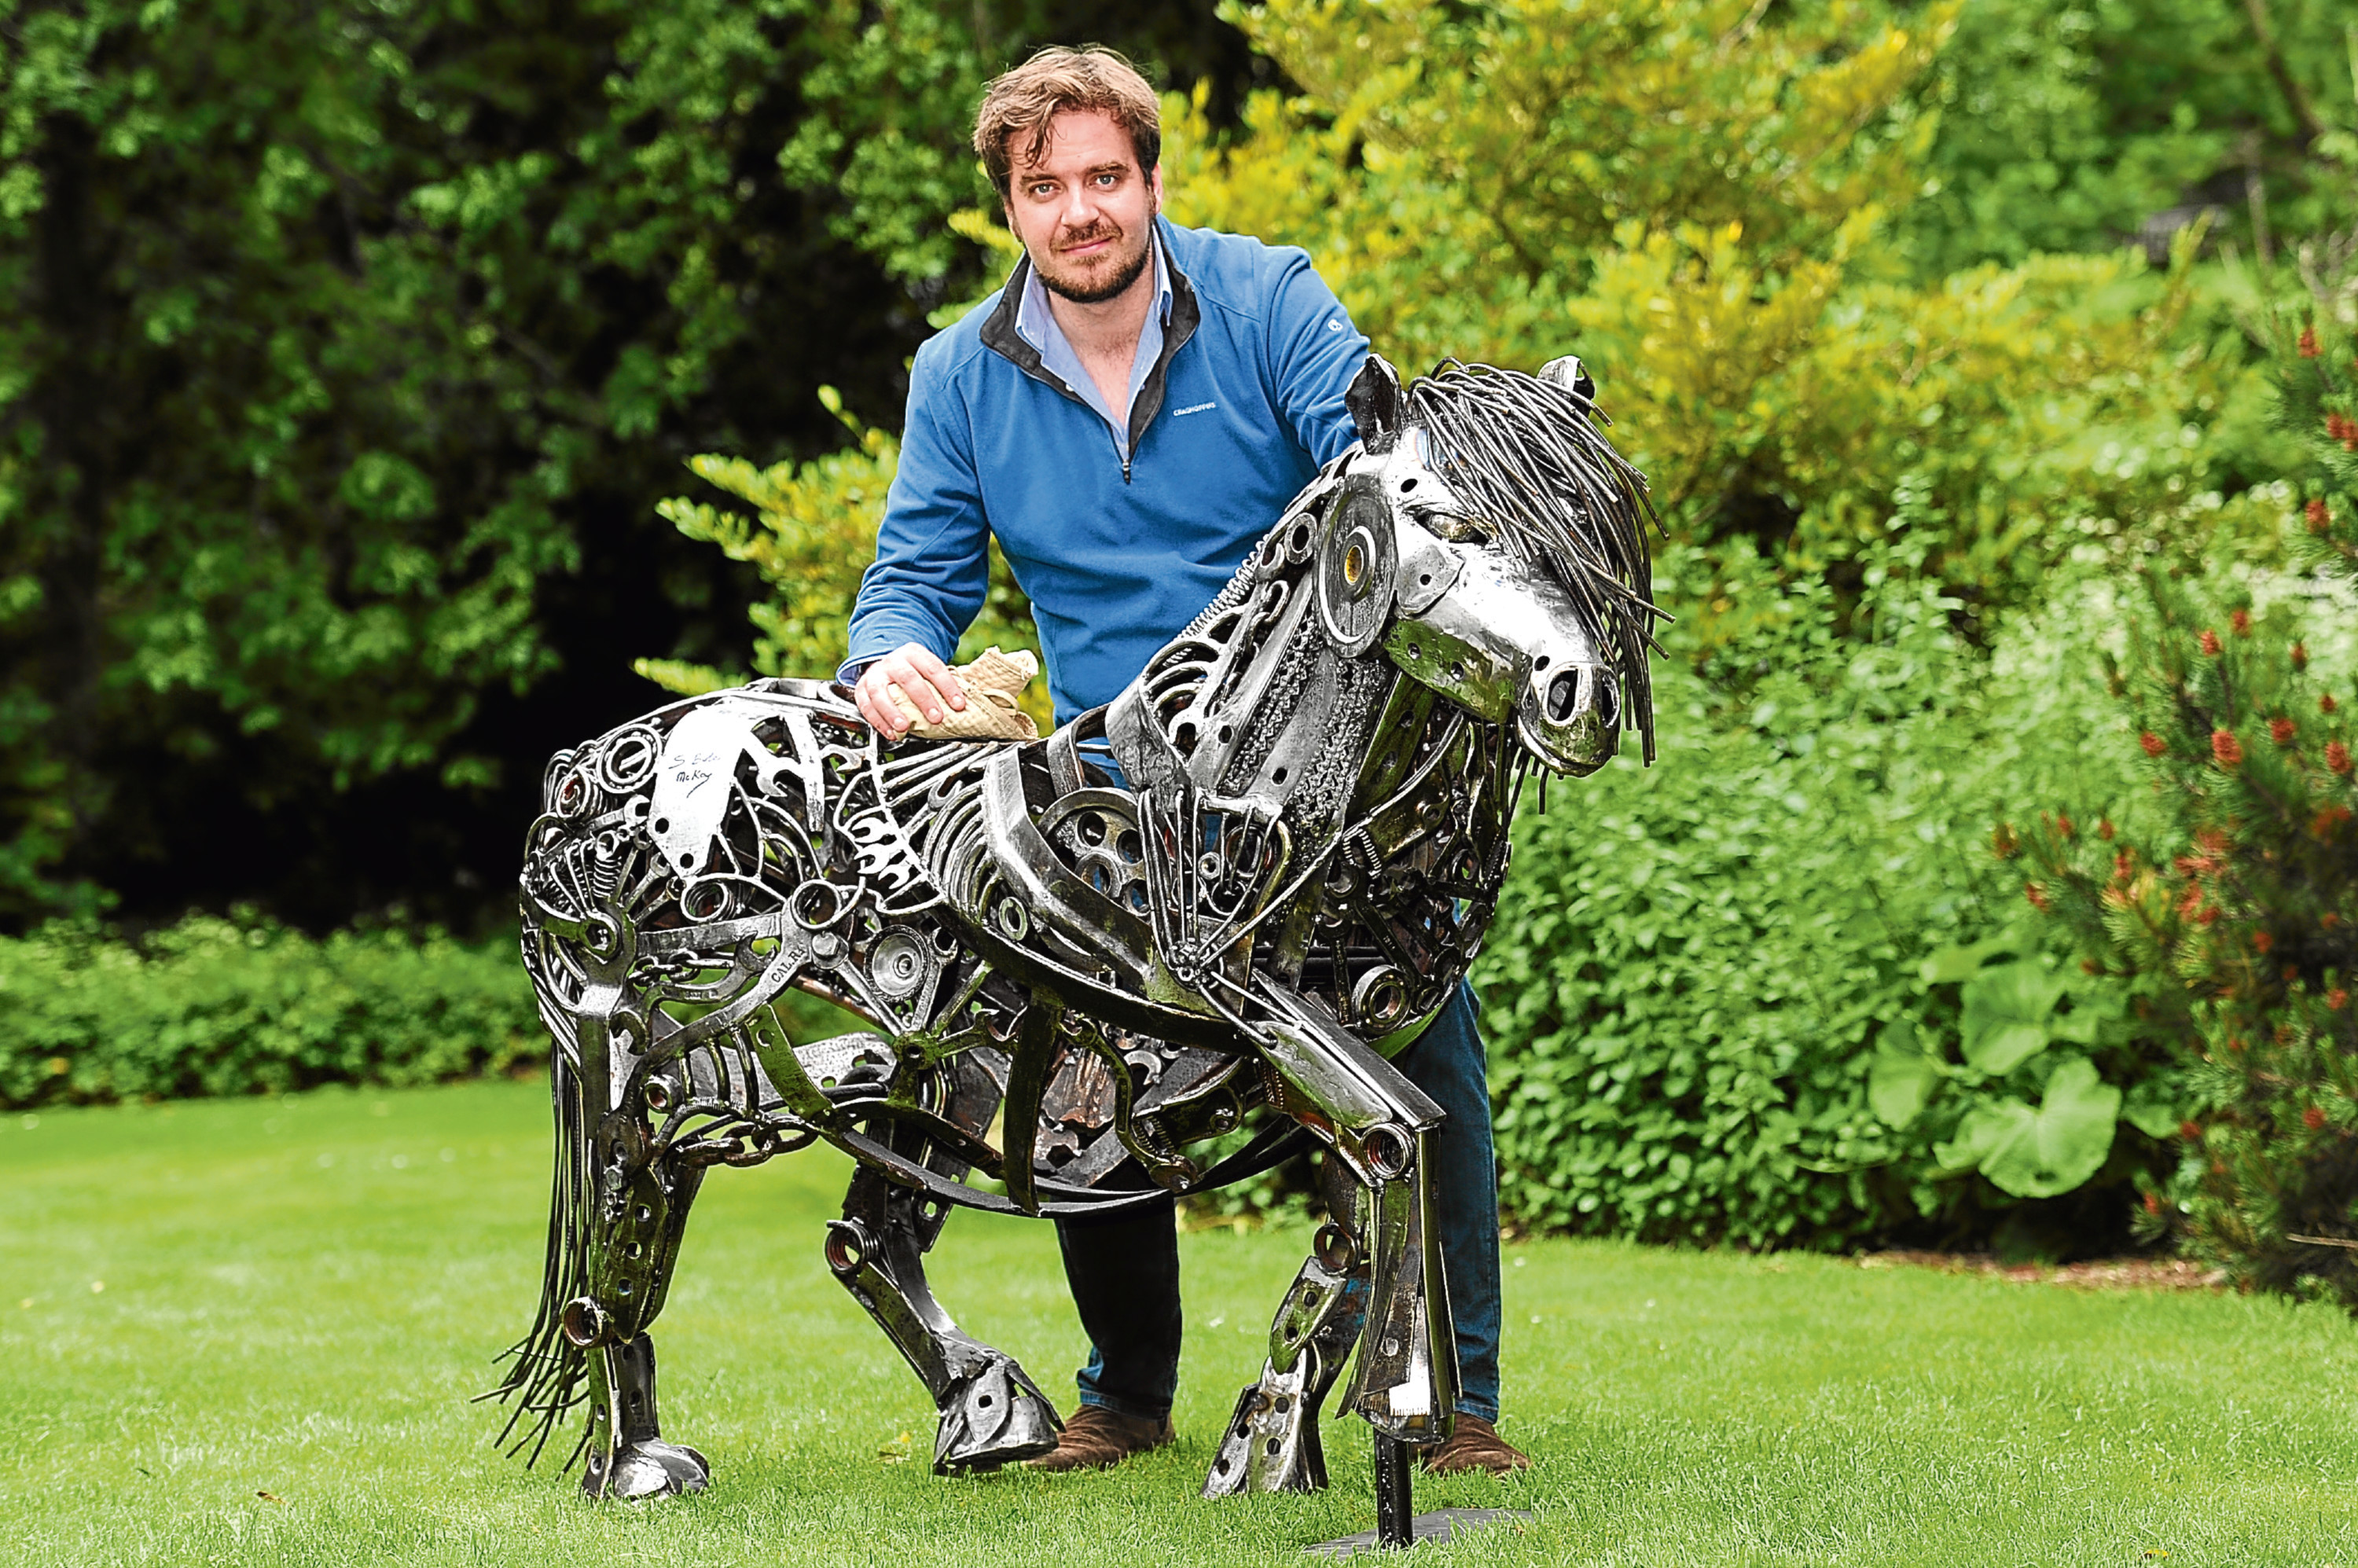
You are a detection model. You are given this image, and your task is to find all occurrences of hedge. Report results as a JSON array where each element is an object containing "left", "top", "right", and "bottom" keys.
[
  {"left": 1475, "top": 566, "right": 2171, "bottom": 1250},
  {"left": 0, "top": 918, "right": 540, "bottom": 1109}
]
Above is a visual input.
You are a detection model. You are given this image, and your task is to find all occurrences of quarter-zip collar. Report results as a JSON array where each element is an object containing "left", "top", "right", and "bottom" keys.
[
  {"left": 1014, "top": 233, "right": 1170, "bottom": 464},
  {"left": 979, "top": 217, "right": 1204, "bottom": 482}
]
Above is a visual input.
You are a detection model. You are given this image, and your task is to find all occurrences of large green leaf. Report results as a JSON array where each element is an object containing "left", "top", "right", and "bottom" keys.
[
  {"left": 2121, "top": 1078, "right": 2186, "bottom": 1140},
  {"left": 1959, "top": 960, "right": 2066, "bottom": 1074},
  {"left": 1934, "top": 1105, "right": 2004, "bottom": 1173},
  {"left": 1945, "top": 1059, "right": 2121, "bottom": 1199},
  {"left": 1919, "top": 936, "right": 2017, "bottom": 985},
  {"left": 1868, "top": 1019, "right": 1939, "bottom": 1129}
]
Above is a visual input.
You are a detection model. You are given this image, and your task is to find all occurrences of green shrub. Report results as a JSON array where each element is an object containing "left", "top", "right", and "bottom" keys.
[
  {"left": 2022, "top": 565, "right": 2358, "bottom": 1302},
  {"left": 1475, "top": 559, "right": 2177, "bottom": 1250},
  {"left": 0, "top": 916, "right": 542, "bottom": 1109}
]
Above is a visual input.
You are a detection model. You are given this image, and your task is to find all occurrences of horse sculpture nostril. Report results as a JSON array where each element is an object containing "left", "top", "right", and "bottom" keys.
[{"left": 1545, "top": 670, "right": 1582, "bottom": 722}]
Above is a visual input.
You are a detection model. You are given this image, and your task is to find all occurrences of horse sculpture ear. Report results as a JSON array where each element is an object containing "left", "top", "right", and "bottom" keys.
[
  {"left": 1344, "top": 354, "right": 1405, "bottom": 447},
  {"left": 1538, "top": 354, "right": 1596, "bottom": 403}
]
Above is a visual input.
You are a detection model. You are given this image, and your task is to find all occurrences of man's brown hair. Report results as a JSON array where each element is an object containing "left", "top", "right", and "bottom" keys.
[{"left": 972, "top": 46, "right": 1161, "bottom": 200}]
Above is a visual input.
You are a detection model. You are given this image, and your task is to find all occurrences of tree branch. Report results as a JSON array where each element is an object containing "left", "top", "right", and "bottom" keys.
[{"left": 2241, "top": 0, "right": 2328, "bottom": 149}]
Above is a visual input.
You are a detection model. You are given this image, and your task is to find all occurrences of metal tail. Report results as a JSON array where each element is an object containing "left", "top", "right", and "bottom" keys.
[{"left": 480, "top": 1051, "right": 596, "bottom": 1469}]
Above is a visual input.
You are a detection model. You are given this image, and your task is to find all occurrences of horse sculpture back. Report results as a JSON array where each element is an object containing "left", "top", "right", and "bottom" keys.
[{"left": 492, "top": 354, "right": 1662, "bottom": 1532}]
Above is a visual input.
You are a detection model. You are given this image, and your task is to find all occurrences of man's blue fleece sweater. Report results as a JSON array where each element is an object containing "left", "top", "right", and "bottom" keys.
[{"left": 843, "top": 218, "right": 1372, "bottom": 724}]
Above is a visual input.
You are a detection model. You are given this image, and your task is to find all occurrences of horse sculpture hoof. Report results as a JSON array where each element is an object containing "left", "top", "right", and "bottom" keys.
[
  {"left": 1206, "top": 1362, "right": 1326, "bottom": 1496},
  {"left": 934, "top": 1355, "right": 1063, "bottom": 1472},
  {"left": 585, "top": 1439, "right": 711, "bottom": 1500}
]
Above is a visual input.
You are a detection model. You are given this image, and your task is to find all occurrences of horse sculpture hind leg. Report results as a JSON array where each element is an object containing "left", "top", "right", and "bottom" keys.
[
  {"left": 833, "top": 971, "right": 1068, "bottom": 1473},
  {"left": 825, "top": 1129, "right": 1063, "bottom": 1471},
  {"left": 494, "top": 689, "right": 1074, "bottom": 1494},
  {"left": 501, "top": 927, "right": 724, "bottom": 1499},
  {"left": 504, "top": 881, "right": 801, "bottom": 1499}
]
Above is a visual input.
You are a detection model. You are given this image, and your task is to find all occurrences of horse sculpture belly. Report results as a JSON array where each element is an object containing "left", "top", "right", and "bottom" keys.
[{"left": 490, "top": 356, "right": 1663, "bottom": 1541}]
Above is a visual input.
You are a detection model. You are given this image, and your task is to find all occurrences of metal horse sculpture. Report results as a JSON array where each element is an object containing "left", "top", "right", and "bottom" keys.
[{"left": 490, "top": 354, "right": 1662, "bottom": 1542}]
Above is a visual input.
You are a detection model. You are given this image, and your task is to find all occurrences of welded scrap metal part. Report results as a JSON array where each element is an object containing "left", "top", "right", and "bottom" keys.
[
  {"left": 1335, "top": 1129, "right": 1460, "bottom": 1446},
  {"left": 1374, "top": 1432, "right": 1416, "bottom": 1548},
  {"left": 580, "top": 1334, "right": 710, "bottom": 1501},
  {"left": 1205, "top": 1223, "right": 1368, "bottom": 1498},
  {"left": 496, "top": 354, "right": 1662, "bottom": 1539}
]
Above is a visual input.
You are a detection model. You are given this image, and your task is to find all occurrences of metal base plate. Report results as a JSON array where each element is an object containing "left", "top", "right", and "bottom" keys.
[{"left": 1306, "top": 1507, "right": 1532, "bottom": 1558}]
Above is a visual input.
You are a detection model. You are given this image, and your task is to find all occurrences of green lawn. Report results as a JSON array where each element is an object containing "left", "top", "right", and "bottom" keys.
[{"left": 4, "top": 1081, "right": 2356, "bottom": 1566}]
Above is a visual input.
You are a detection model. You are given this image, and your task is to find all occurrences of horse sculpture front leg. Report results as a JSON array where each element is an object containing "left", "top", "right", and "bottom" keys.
[
  {"left": 1202, "top": 985, "right": 1460, "bottom": 1513},
  {"left": 1203, "top": 1212, "right": 1368, "bottom": 1495}
]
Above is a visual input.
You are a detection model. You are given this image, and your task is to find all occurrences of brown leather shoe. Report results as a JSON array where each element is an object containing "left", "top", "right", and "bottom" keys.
[
  {"left": 1024, "top": 1405, "right": 1175, "bottom": 1472},
  {"left": 1420, "top": 1414, "right": 1531, "bottom": 1475}
]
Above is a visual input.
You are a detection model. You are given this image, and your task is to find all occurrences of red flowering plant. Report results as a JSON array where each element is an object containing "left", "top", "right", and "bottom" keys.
[
  {"left": 2019, "top": 562, "right": 2358, "bottom": 1304},
  {"left": 2279, "top": 308, "right": 2358, "bottom": 579}
]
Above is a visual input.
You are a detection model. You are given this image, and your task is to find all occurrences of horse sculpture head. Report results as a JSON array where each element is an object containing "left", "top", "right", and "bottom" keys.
[{"left": 1326, "top": 354, "right": 1661, "bottom": 778}]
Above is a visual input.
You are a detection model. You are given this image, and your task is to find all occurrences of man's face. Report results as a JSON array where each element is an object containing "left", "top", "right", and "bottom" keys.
[{"left": 1003, "top": 109, "right": 1162, "bottom": 306}]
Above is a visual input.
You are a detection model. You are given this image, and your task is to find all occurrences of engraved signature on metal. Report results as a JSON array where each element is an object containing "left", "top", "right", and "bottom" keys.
[{"left": 489, "top": 356, "right": 1663, "bottom": 1538}]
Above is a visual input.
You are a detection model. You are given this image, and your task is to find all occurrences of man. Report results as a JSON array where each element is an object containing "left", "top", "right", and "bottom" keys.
[{"left": 842, "top": 46, "right": 1526, "bottom": 1478}]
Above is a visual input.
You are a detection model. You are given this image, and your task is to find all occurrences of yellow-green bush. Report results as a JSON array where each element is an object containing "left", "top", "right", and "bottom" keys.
[
  {"left": 1160, "top": 0, "right": 2247, "bottom": 644},
  {"left": 639, "top": 222, "right": 1046, "bottom": 721},
  {"left": 656, "top": 0, "right": 2256, "bottom": 686}
]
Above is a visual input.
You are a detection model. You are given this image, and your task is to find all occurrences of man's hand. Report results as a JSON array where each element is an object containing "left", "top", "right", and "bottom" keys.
[{"left": 854, "top": 642, "right": 968, "bottom": 738}]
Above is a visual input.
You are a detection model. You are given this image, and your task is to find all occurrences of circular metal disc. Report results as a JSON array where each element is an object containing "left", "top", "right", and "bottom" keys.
[{"left": 1315, "top": 485, "right": 1398, "bottom": 657}]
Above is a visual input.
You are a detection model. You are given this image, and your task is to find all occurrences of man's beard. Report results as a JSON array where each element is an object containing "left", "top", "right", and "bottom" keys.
[{"left": 1035, "top": 211, "right": 1155, "bottom": 305}]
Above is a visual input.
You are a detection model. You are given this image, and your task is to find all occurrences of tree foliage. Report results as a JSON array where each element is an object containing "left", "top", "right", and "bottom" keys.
[
  {"left": 641, "top": 382, "right": 1047, "bottom": 726},
  {"left": 0, "top": 1, "right": 1254, "bottom": 928},
  {"left": 1158, "top": 0, "right": 2243, "bottom": 655},
  {"left": 0, "top": 0, "right": 1016, "bottom": 925},
  {"left": 1902, "top": 0, "right": 2358, "bottom": 274},
  {"left": 11, "top": 0, "right": 2358, "bottom": 1265}
]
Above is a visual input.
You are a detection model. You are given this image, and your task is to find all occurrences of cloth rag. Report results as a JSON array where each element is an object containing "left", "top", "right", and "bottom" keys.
[{"left": 885, "top": 647, "right": 1041, "bottom": 741}]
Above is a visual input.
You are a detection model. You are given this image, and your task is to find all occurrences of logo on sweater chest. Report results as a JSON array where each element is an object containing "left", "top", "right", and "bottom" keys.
[{"left": 1172, "top": 402, "right": 1218, "bottom": 417}]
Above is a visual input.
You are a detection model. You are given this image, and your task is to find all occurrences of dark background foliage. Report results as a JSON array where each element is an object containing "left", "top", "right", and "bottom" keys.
[
  {"left": 0, "top": 0, "right": 1264, "bottom": 934},
  {"left": 4, "top": 0, "right": 2351, "bottom": 938}
]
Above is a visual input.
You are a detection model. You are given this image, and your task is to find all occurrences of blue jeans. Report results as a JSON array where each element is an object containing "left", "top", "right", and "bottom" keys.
[{"left": 1055, "top": 985, "right": 1503, "bottom": 1423}]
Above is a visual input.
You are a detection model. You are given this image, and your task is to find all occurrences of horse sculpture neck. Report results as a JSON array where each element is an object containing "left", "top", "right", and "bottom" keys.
[{"left": 1101, "top": 454, "right": 1524, "bottom": 1047}]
